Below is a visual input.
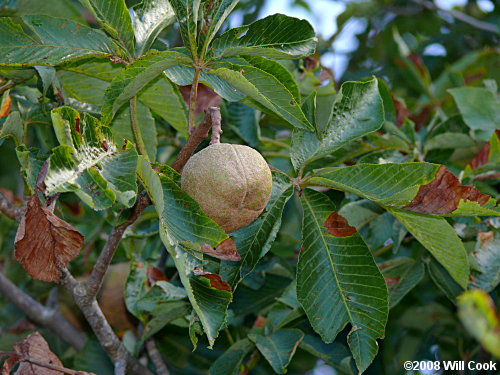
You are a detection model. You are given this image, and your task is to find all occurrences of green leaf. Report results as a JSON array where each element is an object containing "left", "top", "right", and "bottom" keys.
[
  {"left": 449, "top": 87, "right": 500, "bottom": 141},
  {"left": 427, "top": 258, "right": 464, "bottom": 303},
  {"left": 309, "top": 163, "right": 438, "bottom": 207},
  {"left": 212, "top": 14, "right": 317, "bottom": 59},
  {"left": 142, "top": 301, "right": 190, "bottom": 341},
  {"left": 309, "top": 163, "right": 500, "bottom": 217},
  {"left": 167, "top": 0, "right": 202, "bottom": 57},
  {"left": 224, "top": 101, "right": 260, "bottom": 147},
  {"left": 0, "top": 16, "right": 118, "bottom": 66},
  {"left": 220, "top": 172, "right": 294, "bottom": 286},
  {"left": 16, "top": 145, "right": 45, "bottom": 193},
  {"left": 388, "top": 208, "right": 469, "bottom": 288},
  {"left": 136, "top": 280, "right": 188, "bottom": 313},
  {"left": 73, "top": 340, "right": 114, "bottom": 375},
  {"left": 298, "top": 189, "right": 388, "bottom": 373},
  {"left": 34, "top": 66, "right": 56, "bottom": 96},
  {"left": 299, "top": 335, "right": 354, "bottom": 373},
  {"left": 165, "top": 64, "right": 245, "bottom": 101},
  {"left": 59, "top": 59, "right": 188, "bottom": 134},
  {"left": 45, "top": 107, "right": 138, "bottom": 210},
  {"left": 378, "top": 257, "right": 425, "bottom": 308},
  {"left": 111, "top": 101, "right": 157, "bottom": 162},
  {"left": 78, "top": 0, "right": 135, "bottom": 54},
  {"left": 209, "top": 59, "right": 313, "bottom": 130},
  {"left": 15, "top": 0, "right": 85, "bottom": 22},
  {"left": 198, "top": 0, "right": 239, "bottom": 55},
  {"left": 471, "top": 232, "right": 500, "bottom": 292},
  {"left": 209, "top": 339, "right": 254, "bottom": 375},
  {"left": 248, "top": 329, "right": 304, "bottom": 374},
  {"left": 131, "top": 0, "right": 176, "bottom": 57},
  {"left": 291, "top": 78, "right": 384, "bottom": 170},
  {"left": 172, "top": 249, "right": 232, "bottom": 347},
  {"left": 125, "top": 260, "right": 149, "bottom": 320},
  {"left": 457, "top": 290, "right": 500, "bottom": 358},
  {"left": 0, "top": 111, "right": 23, "bottom": 146},
  {"left": 137, "top": 74, "right": 189, "bottom": 135},
  {"left": 102, "top": 51, "right": 191, "bottom": 124},
  {"left": 137, "top": 157, "right": 228, "bottom": 248}
]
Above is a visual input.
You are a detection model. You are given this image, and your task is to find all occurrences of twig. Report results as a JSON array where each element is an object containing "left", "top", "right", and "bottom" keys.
[
  {"left": 413, "top": 0, "right": 499, "bottom": 34},
  {"left": 85, "top": 191, "right": 151, "bottom": 298},
  {"left": 0, "top": 191, "right": 25, "bottom": 221},
  {"left": 146, "top": 339, "right": 170, "bottom": 375},
  {"left": 0, "top": 272, "right": 86, "bottom": 350},
  {"left": 59, "top": 269, "right": 153, "bottom": 375},
  {"left": 172, "top": 107, "right": 221, "bottom": 172},
  {"left": 188, "top": 68, "right": 202, "bottom": 134},
  {"left": 130, "top": 97, "right": 149, "bottom": 161},
  {"left": 209, "top": 109, "right": 223, "bottom": 145}
]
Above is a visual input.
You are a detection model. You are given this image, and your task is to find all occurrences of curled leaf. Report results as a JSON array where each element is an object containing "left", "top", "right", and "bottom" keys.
[
  {"left": 404, "top": 165, "right": 490, "bottom": 214},
  {"left": 193, "top": 267, "right": 232, "bottom": 292},
  {"left": 324, "top": 212, "right": 357, "bottom": 237},
  {"left": 14, "top": 195, "right": 84, "bottom": 282},
  {"left": 201, "top": 238, "right": 240, "bottom": 261}
]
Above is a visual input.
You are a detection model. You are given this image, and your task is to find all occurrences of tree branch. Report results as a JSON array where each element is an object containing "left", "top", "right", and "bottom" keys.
[
  {"left": 84, "top": 191, "right": 151, "bottom": 298},
  {"left": 172, "top": 107, "right": 222, "bottom": 173},
  {"left": 147, "top": 339, "right": 170, "bottom": 375},
  {"left": 0, "top": 271, "right": 86, "bottom": 350},
  {"left": 59, "top": 269, "right": 153, "bottom": 375},
  {"left": 0, "top": 191, "right": 25, "bottom": 221}
]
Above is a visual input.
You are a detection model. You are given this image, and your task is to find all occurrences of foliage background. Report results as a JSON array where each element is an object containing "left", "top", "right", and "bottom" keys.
[{"left": 0, "top": 0, "right": 499, "bottom": 374}]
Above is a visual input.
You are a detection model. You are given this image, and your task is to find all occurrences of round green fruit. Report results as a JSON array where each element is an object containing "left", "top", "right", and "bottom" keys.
[{"left": 181, "top": 143, "right": 273, "bottom": 233}]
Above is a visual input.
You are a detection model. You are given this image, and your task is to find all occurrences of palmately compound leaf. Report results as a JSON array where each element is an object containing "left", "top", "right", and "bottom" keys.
[
  {"left": 45, "top": 107, "right": 138, "bottom": 210},
  {"left": 291, "top": 78, "right": 384, "bottom": 171},
  {"left": 0, "top": 16, "right": 119, "bottom": 66},
  {"left": 131, "top": 0, "right": 176, "bottom": 57},
  {"left": 101, "top": 51, "right": 191, "bottom": 124},
  {"left": 298, "top": 189, "right": 388, "bottom": 373},
  {"left": 212, "top": 13, "right": 317, "bottom": 59},
  {"left": 78, "top": 0, "right": 135, "bottom": 54}
]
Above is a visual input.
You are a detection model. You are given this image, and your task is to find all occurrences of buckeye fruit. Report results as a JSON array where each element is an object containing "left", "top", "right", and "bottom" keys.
[{"left": 181, "top": 143, "right": 272, "bottom": 233}]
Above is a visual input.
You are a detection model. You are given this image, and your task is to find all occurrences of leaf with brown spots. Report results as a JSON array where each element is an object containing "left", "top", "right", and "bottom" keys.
[
  {"left": 14, "top": 195, "right": 84, "bottom": 282},
  {"left": 404, "top": 165, "right": 490, "bottom": 215},
  {"left": 324, "top": 212, "right": 357, "bottom": 237},
  {"left": 193, "top": 267, "right": 232, "bottom": 292},
  {"left": 201, "top": 238, "right": 240, "bottom": 261}
]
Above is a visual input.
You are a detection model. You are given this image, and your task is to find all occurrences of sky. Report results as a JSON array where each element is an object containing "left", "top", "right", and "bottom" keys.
[{"left": 256, "top": 0, "right": 495, "bottom": 78}]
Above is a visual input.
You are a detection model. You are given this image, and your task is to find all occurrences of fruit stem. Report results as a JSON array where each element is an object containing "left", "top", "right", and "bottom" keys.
[{"left": 130, "top": 96, "right": 149, "bottom": 161}]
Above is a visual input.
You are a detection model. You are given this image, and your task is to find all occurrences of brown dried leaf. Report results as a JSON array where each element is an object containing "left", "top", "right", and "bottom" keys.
[
  {"left": 324, "top": 212, "right": 357, "bottom": 237},
  {"left": 193, "top": 267, "right": 232, "bottom": 292},
  {"left": 6, "top": 318, "right": 38, "bottom": 335},
  {"left": 147, "top": 266, "right": 168, "bottom": 286},
  {"left": 404, "top": 165, "right": 490, "bottom": 215},
  {"left": 201, "top": 238, "right": 241, "bottom": 261},
  {"left": 0, "top": 95, "right": 12, "bottom": 118},
  {"left": 13, "top": 332, "right": 63, "bottom": 375},
  {"left": 470, "top": 130, "right": 500, "bottom": 170},
  {"left": 14, "top": 195, "right": 84, "bottom": 282}
]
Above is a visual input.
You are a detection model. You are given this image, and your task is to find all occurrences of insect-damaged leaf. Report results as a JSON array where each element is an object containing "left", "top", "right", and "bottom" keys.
[
  {"left": 404, "top": 165, "right": 491, "bottom": 214},
  {"left": 14, "top": 195, "right": 84, "bottom": 282},
  {"left": 45, "top": 107, "right": 138, "bottom": 210},
  {"left": 324, "top": 212, "right": 357, "bottom": 237},
  {"left": 310, "top": 163, "right": 500, "bottom": 217},
  {"left": 201, "top": 238, "right": 240, "bottom": 261}
]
